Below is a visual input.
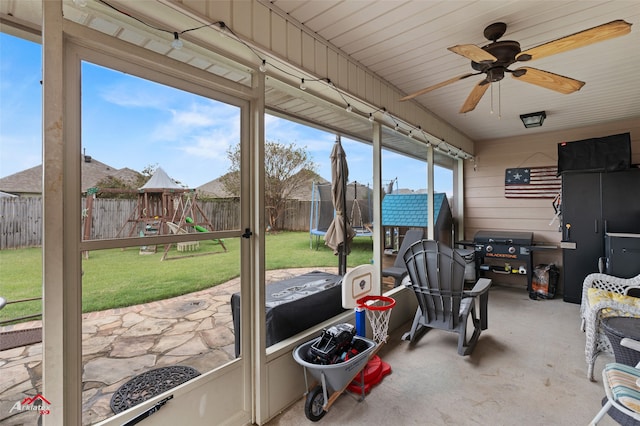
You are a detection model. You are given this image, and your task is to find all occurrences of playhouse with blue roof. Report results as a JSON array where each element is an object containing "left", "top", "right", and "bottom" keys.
[{"left": 381, "top": 192, "right": 453, "bottom": 247}]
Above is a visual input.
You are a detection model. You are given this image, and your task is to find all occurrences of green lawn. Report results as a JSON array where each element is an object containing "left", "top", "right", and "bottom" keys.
[{"left": 0, "top": 232, "right": 373, "bottom": 325}]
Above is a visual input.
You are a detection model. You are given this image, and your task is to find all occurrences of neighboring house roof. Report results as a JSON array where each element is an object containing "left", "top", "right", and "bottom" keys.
[
  {"left": 0, "top": 155, "right": 142, "bottom": 195},
  {"left": 197, "top": 170, "right": 328, "bottom": 200},
  {"left": 0, "top": 190, "right": 18, "bottom": 198},
  {"left": 197, "top": 177, "right": 234, "bottom": 198},
  {"left": 139, "top": 167, "right": 183, "bottom": 190},
  {"left": 0, "top": 164, "right": 42, "bottom": 195},
  {"left": 82, "top": 157, "right": 141, "bottom": 191},
  {"left": 289, "top": 172, "right": 329, "bottom": 200},
  {"left": 105, "top": 167, "right": 141, "bottom": 187},
  {"left": 381, "top": 192, "right": 449, "bottom": 227}
]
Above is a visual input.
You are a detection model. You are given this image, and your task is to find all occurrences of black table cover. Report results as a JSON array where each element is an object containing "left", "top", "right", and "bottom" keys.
[{"left": 231, "top": 271, "right": 344, "bottom": 357}]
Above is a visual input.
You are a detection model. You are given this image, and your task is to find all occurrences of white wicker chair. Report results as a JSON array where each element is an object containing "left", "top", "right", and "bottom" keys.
[{"left": 581, "top": 273, "right": 640, "bottom": 381}]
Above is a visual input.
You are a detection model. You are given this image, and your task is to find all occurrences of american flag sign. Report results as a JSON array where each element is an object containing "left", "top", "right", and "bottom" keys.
[{"left": 504, "top": 166, "right": 561, "bottom": 199}]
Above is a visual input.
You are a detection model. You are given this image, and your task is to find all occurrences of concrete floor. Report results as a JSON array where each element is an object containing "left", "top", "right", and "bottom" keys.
[{"left": 268, "top": 283, "right": 621, "bottom": 426}]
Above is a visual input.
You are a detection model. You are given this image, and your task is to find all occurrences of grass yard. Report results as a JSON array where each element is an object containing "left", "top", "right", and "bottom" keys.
[{"left": 0, "top": 231, "right": 373, "bottom": 325}]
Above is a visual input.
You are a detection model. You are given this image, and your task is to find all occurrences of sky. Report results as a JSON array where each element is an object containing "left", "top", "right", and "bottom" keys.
[{"left": 0, "top": 32, "right": 452, "bottom": 193}]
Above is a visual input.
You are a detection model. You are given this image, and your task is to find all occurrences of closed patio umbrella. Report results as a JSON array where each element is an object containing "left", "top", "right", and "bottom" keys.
[{"left": 324, "top": 136, "right": 355, "bottom": 275}]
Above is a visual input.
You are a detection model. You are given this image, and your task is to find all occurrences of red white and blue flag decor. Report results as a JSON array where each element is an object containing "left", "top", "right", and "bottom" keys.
[{"left": 504, "top": 166, "right": 561, "bottom": 199}]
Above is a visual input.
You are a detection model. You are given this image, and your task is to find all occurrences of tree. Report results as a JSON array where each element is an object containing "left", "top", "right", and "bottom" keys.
[
  {"left": 92, "top": 175, "right": 138, "bottom": 199},
  {"left": 139, "top": 163, "right": 158, "bottom": 184},
  {"left": 221, "top": 141, "right": 317, "bottom": 230}
]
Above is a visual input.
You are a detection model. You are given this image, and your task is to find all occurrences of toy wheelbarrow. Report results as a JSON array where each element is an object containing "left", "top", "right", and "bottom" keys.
[{"left": 292, "top": 335, "right": 377, "bottom": 421}]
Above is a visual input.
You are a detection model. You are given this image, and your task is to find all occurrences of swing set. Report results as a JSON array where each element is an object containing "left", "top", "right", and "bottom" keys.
[{"left": 83, "top": 169, "right": 227, "bottom": 260}]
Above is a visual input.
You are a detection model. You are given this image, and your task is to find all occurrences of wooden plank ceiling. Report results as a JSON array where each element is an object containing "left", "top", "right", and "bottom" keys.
[{"left": 265, "top": 0, "right": 640, "bottom": 142}]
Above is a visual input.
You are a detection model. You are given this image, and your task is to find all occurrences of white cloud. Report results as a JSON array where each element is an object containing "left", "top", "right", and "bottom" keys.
[
  {"left": 171, "top": 109, "right": 215, "bottom": 127},
  {"left": 99, "top": 81, "right": 169, "bottom": 109},
  {"left": 179, "top": 127, "right": 239, "bottom": 160},
  {"left": 152, "top": 101, "right": 239, "bottom": 142},
  {"left": 149, "top": 101, "right": 242, "bottom": 178},
  {"left": 266, "top": 116, "right": 334, "bottom": 153}
]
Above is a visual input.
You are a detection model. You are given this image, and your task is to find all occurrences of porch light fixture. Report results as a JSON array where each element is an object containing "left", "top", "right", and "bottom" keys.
[
  {"left": 171, "top": 32, "right": 183, "bottom": 49},
  {"left": 218, "top": 22, "right": 227, "bottom": 37},
  {"left": 520, "top": 111, "right": 546, "bottom": 128}
]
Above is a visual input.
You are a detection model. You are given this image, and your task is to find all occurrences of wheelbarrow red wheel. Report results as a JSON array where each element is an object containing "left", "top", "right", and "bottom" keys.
[{"left": 304, "top": 385, "right": 326, "bottom": 421}]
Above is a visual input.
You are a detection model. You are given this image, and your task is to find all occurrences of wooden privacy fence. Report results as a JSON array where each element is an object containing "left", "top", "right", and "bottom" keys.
[
  {"left": 1, "top": 197, "right": 313, "bottom": 249},
  {"left": 0, "top": 197, "right": 42, "bottom": 249},
  {"left": 275, "top": 200, "right": 313, "bottom": 231}
]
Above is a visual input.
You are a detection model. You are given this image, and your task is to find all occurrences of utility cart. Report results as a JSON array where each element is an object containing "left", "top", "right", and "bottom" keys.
[{"left": 292, "top": 333, "right": 377, "bottom": 421}]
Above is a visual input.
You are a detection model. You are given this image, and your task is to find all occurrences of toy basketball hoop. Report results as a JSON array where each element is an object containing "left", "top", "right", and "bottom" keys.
[{"left": 356, "top": 295, "right": 395, "bottom": 345}]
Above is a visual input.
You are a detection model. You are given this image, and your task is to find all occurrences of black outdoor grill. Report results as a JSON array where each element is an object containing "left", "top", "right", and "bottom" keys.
[{"left": 473, "top": 230, "right": 534, "bottom": 291}]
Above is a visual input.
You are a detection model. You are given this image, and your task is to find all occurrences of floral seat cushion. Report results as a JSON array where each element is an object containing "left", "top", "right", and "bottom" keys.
[{"left": 587, "top": 288, "right": 640, "bottom": 318}]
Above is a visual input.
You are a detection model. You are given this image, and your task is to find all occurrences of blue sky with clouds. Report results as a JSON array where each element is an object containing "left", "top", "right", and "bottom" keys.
[{"left": 1, "top": 32, "right": 451, "bottom": 193}]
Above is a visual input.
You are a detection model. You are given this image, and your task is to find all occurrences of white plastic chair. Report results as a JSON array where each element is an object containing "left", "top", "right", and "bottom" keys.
[{"left": 590, "top": 338, "right": 640, "bottom": 425}]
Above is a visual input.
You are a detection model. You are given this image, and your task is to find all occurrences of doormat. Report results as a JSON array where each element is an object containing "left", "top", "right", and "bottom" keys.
[
  {"left": 0, "top": 327, "right": 42, "bottom": 351},
  {"left": 110, "top": 366, "right": 200, "bottom": 414}
]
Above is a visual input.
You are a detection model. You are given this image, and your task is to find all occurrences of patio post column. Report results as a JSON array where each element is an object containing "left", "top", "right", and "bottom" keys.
[
  {"left": 426, "top": 145, "right": 435, "bottom": 239},
  {"left": 372, "top": 121, "right": 383, "bottom": 294},
  {"left": 42, "top": 1, "right": 83, "bottom": 424}
]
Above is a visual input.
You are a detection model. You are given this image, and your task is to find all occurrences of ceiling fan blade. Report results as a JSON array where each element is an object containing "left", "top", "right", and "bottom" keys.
[
  {"left": 517, "top": 20, "right": 632, "bottom": 62},
  {"left": 459, "top": 81, "right": 490, "bottom": 113},
  {"left": 448, "top": 44, "right": 497, "bottom": 63},
  {"left": 512, "top": 67, "right": 585, "bottom": 94},
  {"left": 400, "top": 73, "right": 476, "bottom": 101}
]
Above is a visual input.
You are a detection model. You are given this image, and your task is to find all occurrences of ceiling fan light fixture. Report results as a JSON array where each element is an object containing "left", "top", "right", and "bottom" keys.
[
  {"left": 520, "top": 111, "right": 546, "bottom": 128},
  {"left": 401, "top": 20, "right": 632, "bottom": 113}
]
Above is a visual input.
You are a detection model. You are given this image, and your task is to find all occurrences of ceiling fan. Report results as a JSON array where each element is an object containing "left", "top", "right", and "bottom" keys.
[{"left": 400, "top": 20, "right": 632, "bottom": 113}]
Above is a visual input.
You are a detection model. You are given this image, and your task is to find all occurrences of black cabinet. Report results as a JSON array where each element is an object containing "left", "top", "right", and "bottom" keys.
[
  {"left": 605, "top": 233, "right": 640, "bottom": 277},
  {"left": 561, "top": 168, "right": 640, "bottom": 303}
]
